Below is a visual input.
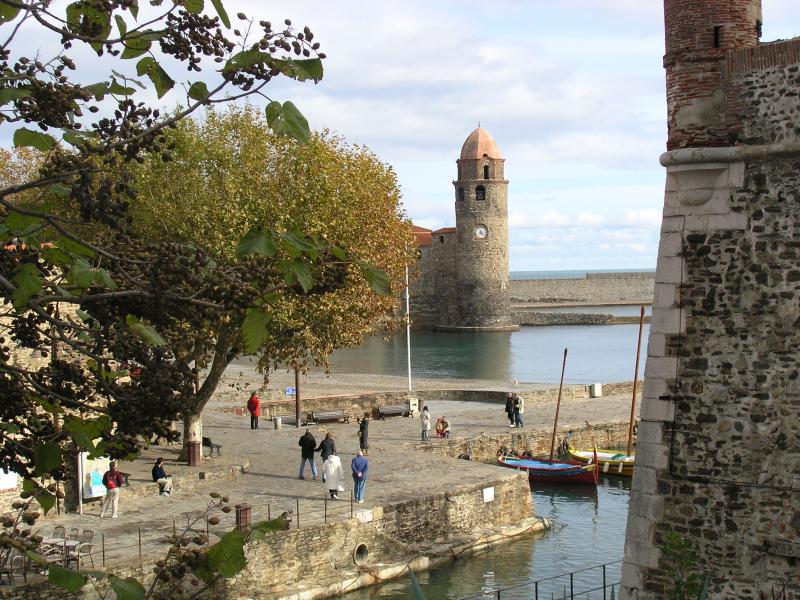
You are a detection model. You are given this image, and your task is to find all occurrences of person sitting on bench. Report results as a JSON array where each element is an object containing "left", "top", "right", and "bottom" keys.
[{"left": 151, "top": 458, "right": 173, "bottom": 496}]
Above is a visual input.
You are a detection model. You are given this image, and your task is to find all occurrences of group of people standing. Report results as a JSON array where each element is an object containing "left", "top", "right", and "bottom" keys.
[
  {"left": 298, "top": 421, "right": 369, "bottom": 503},
  {"left": 419, "top": 405, "right": 451, "bottom": 441},
  {"left": 505, "top": 393, "right": 524, "bottom": 428}
]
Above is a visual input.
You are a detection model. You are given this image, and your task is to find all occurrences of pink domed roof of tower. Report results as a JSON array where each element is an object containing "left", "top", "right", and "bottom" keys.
[{"left": 459, "top": 127, "right": 501, "bottom": 160}]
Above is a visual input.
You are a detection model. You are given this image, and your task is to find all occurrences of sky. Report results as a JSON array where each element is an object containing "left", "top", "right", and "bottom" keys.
[{"left": 8, "top": 1, "right": 798, "bottom": 271}]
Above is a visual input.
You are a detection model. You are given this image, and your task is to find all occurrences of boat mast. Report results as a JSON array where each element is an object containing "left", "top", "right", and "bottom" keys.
[
  {"left": 549, "top": 348, "right": 568, "bottom": 462},
  {"left": 627, "top": 305, "right": 645, "bottom": 457}
]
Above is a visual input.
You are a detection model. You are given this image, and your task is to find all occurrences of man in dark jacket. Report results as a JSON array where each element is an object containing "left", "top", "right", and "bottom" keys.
[
  {"left": 298, "top": 429, "right": 317, "bottom": 480},
  {"left": 505, "top": 393, "right": 515, "bottom": 427},
  {"left": 151, "top": 457, "right": 173, "bottom": 496}
]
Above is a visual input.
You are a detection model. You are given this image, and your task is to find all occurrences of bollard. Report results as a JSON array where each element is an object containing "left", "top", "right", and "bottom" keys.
[
  {"left": 138, "top": 527, "right": 142, "bottom": 562},
  {"left": 273, "top": 416, "right": 282, "bottom": 430},
  {"left": 296, "top": 498, "right": 300, "bottom": 528},
  {"left": 188, "top": 441, "right": 201, "bottom": 466},
  {"left": 101, "top": 533, "right": 105, "bottom": 566},
  {"left": 235, "top": 503, "right": 252, "bottom": 533},
  {"left": 268, "top": 503, "right": 271, "bottom": 521},
  {"left": 324, "top": 496, "right": 327, "bottom": 524},
  {"left": 350, "top": 490, "right": 353, "bottom": 518}
]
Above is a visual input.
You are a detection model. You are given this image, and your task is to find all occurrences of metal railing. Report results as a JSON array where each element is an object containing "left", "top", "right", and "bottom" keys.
[
  {"left": 35, "top": 490, "right": 361, "bottom": 571},
  {"left": 458, "top": 560, "right": 622, "bottom": 600}
]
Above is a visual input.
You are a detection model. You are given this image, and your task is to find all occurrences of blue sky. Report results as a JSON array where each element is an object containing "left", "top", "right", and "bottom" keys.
[{"left": 9, "top": 1, "right": 797, "bottom": 270}]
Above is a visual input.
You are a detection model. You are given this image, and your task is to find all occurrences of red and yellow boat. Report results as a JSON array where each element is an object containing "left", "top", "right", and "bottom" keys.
[{"left": 569, "top": 447, "right": 634, "bottom": 477}]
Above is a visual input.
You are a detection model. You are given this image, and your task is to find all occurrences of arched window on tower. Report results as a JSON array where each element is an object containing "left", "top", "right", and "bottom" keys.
[
  {"left": 475, "top": 185, "right": 486, "bottom": 201},
  {"left": 458, "top": 187, "right": 465, "bottom": 202},
  {"left": 483, "top": 165, "right": 490, "bottom": 180}
]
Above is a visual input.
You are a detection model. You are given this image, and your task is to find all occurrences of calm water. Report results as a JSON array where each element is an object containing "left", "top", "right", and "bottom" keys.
[
  {"left": 327, "top": 324, "right": 649, "bottom": 384},
  {"left": 345, "top": 477, "right": 631, "bottom": 599}
]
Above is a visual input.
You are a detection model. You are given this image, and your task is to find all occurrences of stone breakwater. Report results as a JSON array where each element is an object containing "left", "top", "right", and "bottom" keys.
[{"left": 510, "top": 272, "right": 655, "bottom": 306}]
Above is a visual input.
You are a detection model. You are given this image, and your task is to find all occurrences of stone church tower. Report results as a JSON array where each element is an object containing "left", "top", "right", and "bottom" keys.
[{"left": 447, "top": 127, "right": 515, "bottom": 330}]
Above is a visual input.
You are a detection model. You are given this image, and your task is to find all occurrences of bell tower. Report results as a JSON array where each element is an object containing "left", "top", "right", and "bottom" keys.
[{"left": 447, "top": 127, "right": 515, "bottom": 330}]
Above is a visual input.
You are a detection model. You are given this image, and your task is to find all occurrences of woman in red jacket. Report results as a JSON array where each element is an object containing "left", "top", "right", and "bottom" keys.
[{"left": 247, "top": 392, "right": 261, "bottom": 430}]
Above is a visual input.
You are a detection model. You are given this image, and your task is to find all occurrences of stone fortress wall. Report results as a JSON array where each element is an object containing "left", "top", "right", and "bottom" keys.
[
  {"left": 621, "top": 2, "right": 800, "bottom": 599},
  {"left": 509, "top": 272, "right": 655, "bottom": 306}
]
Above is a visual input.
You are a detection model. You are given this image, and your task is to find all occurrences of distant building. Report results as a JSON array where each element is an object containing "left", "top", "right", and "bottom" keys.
[{"left": 410, "top": 128, "right": 517, "bottom": 331}]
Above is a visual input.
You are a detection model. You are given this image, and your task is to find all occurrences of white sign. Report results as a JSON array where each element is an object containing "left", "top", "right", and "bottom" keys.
[
  {"left": 354, "top": 509, "right": 374, "bottom": 523},
  {"left": 79, "top": 452, "right": 110, "bottom": 499},
  {"left": 0, "top": 469, "right": 17, "bottom": 492},
  {"left": 284, "top": 386, "right": 296, "bottom": 397},
  {"left": 482, "top": 486, "right": 495, "bottom": 503}
]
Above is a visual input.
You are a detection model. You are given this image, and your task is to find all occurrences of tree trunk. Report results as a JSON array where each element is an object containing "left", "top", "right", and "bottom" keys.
[
  {"left": 180, "top": 327, "right": 238, "bottom": 460},
  {"left": 183, "top": 412, "right": 203, "bottom": 449}
]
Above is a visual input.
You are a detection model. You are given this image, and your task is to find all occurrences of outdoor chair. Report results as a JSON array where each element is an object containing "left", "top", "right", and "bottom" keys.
[
  {"left": 40, "top": 546, "right": 64, "bottom": 571},
  {"left": 66, "top": 542, "right": 94, "bottom": 568},
  {"left": 52, "top": 525, "right": 66, "bottom": 539},
  {"left": 80, "top": 529, "right": 95, "bottom": 544},
  {"left": 68, "top": 527, "right": 80, "bottom": 540}
]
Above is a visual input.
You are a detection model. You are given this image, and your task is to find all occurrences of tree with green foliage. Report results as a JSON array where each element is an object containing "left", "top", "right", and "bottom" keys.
[
  {"left": 0, "top": 0, "right": 391, "bottom": 593},
  {"left": 131, "top": 105, "right": 414, "bottom": 450}
]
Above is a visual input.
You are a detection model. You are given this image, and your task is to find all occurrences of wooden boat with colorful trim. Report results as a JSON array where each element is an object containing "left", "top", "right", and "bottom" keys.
[
  {"left": 569, "top": 447, "right": 634, "bottom": 477},
  {"left": 498, "top": 455, "right": 598, "bottom": 485}
]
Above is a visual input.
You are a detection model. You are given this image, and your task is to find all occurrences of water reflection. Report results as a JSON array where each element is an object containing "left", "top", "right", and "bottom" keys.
[
  {"left": 326, "top": 325, "right": 649, "bottom": 384},
  {"left": 345, "top": 477, "right": 630, "bottom": 599}
]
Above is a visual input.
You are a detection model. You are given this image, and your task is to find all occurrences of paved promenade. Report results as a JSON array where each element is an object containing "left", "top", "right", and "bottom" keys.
[{"left": 28, "top": 372, "right": 638, "bottom": 572}]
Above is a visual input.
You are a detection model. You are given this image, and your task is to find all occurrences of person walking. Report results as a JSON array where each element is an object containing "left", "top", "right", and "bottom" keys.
[
  {"left": 420, "top": 405, "right": 431, "bottom": 441},
  {"left": 298, "top": 429, "right": 318, "bottom": 480},
  {"left": 323, "top": 452, "right": 344, "bottom": 500},
  {"left": 357, "top": 413, "right": 370, "bottom": 455},
  {"left": 315, "top": 432, "right": 336, "bottom": 482},
  {"left": 513, "top": 393, "right": 524, "bottom": 428},
  {"left": 151, "top": 457, "right": 173, "bottom": 496},
  {"left": 505, "top": 393, "right": 515, "bottom": 427},
  {"left": 351, "top": 450, "right": 368, "bottom": 503},
  {"left": 99, "top": 461, "right": 123, "bottom": 518},
  {"left": 246, "top": 391, "right": 260, "bottom": 430}
]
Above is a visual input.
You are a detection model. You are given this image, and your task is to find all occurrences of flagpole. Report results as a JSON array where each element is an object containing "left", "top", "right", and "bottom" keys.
[{"left": 405, "top": 264, "right": 412, "bottom": 392}]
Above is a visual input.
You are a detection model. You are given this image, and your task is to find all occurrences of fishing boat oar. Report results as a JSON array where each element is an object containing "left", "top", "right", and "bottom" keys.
[
  {"left": 549, "top": 348, "right": 568, "bottom": 462},
  {"left": 627, "top": 305, "right": 645, "bottom": 457}
]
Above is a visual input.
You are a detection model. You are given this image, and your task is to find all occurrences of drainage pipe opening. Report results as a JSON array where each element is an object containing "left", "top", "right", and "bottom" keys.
[{"left": 353, "top": 543, "right": 370, "bottom": 566}]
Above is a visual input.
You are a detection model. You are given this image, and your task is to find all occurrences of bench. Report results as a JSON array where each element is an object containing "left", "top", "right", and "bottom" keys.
[
  {"left": 311, "top": 410, "right": 350, "bottom": 424},
  {"left": 202, "top": 436, "right": 222, "bottom": 457},
  {"left": 377, "top": 405, "right": 409, "bottom": 420},
  {"left": 119, "top": 472, "right": 131, "bottom": 487},
  {"left": 272, "top": 414, "right": 298, "bottom": 426}
]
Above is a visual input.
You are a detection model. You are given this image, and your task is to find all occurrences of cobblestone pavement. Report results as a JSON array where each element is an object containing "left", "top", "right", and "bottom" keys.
[{"left": 31, "top": 375, "right": 636, "bottom": 571}]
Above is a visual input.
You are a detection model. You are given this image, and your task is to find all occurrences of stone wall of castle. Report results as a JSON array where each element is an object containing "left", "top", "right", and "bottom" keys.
[{"left": 621, "top": 18, "right": 800, "bottom": 599}]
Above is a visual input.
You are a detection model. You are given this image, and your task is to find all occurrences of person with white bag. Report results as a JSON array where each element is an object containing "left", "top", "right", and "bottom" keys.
[{"left": 322, "top": 452, "right": 345, "bottom": 500}]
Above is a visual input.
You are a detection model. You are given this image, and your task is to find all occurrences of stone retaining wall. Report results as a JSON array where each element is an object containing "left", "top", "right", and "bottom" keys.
[
  {"left": 415, "top": 421, "right": 635, "bottom": 463},
  {"left": 216, "top": 472, "right": 531, "bottom": 596}
]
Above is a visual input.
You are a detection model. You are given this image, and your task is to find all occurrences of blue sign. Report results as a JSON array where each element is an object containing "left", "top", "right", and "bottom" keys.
[{"left": 285, "top": 386, "right": 296, "bottom": 396}]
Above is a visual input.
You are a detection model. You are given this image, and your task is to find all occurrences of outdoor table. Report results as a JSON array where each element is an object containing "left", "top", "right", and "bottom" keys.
[
  {"left": 40, "top": 538, "right": 80, "bottom": 567},
  {"left": 41, "top": 538, "right": 79, "bottom": 548}
]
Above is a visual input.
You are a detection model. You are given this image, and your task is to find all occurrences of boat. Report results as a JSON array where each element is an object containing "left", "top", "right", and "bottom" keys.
[
  {"left": 569, "top": 448, "right": 634, "bottom": 477},
  {"left": 570, "top": 305, "right": 646, "bottom": 478},
  {"left": 498, "top": 455, "right": 598, "bottom": 485}
]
